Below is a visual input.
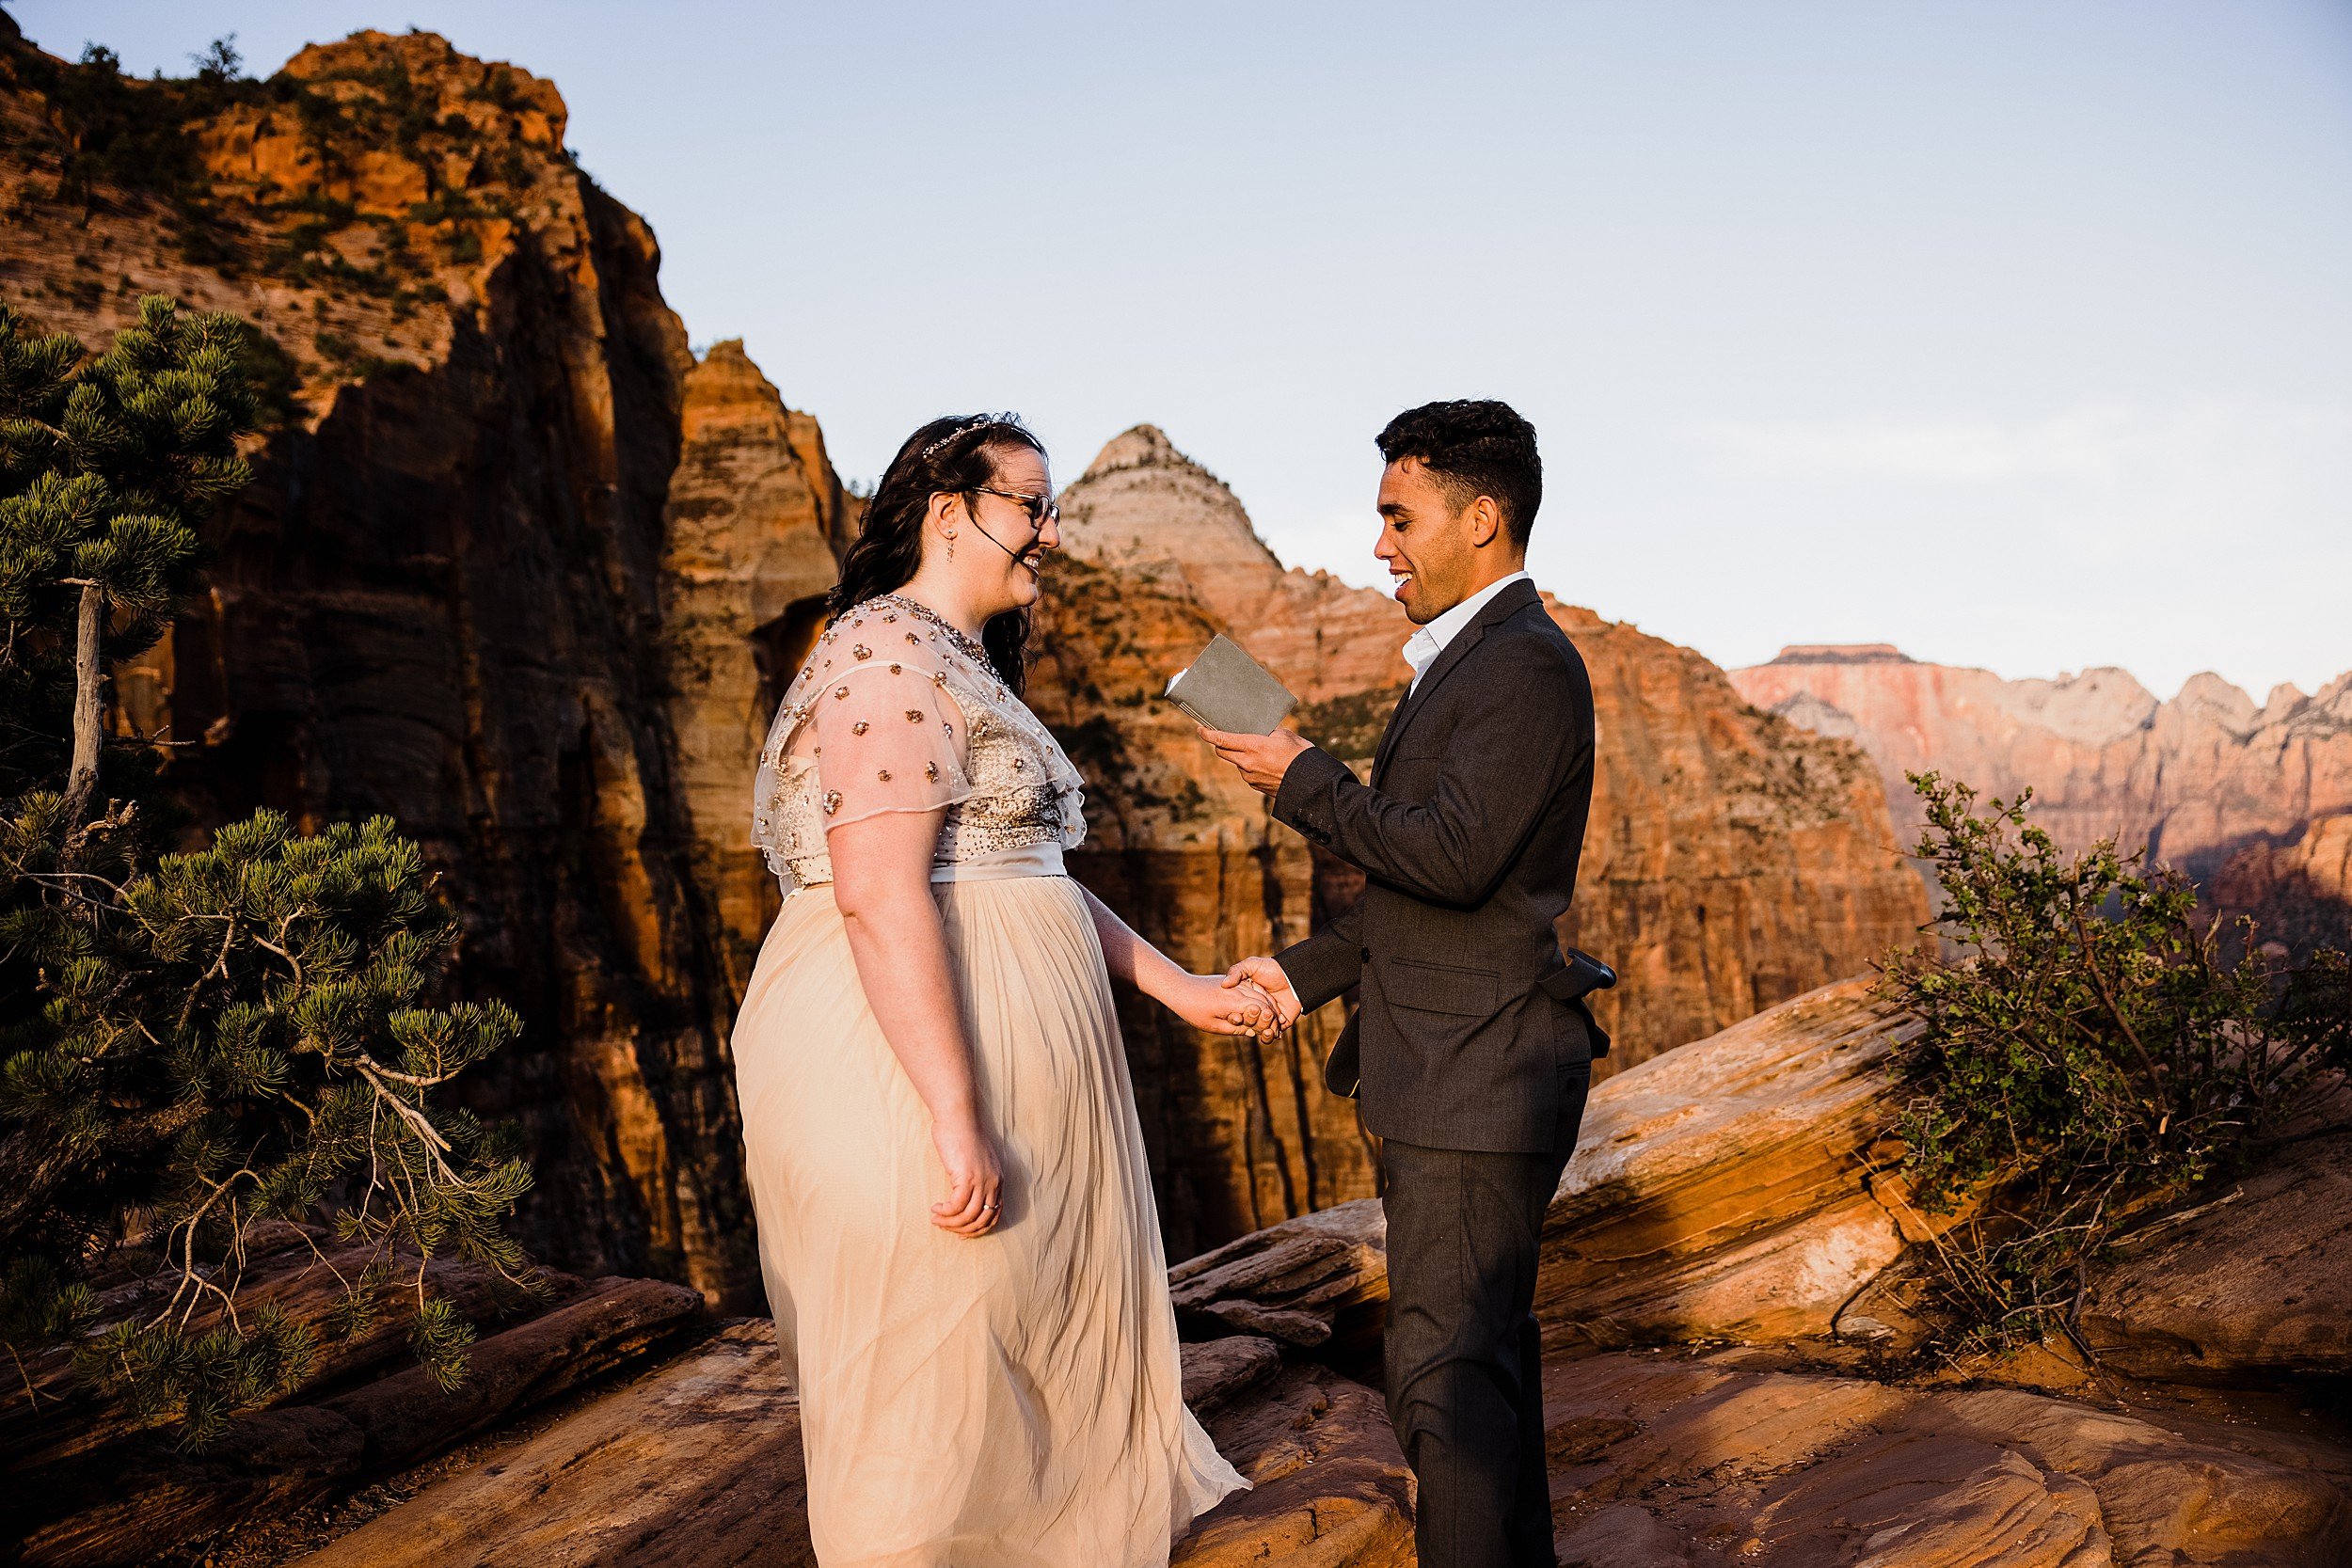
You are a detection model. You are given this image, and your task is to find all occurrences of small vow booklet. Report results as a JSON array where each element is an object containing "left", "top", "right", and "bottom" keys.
[{"left": 1164, "top": 633, "right": 1298, "bottom": 735}]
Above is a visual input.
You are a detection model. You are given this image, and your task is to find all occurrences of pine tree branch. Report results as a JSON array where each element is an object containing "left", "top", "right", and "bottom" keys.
[
  {"left": 355, "top": 1069, "right": 457, "bottom": 1184},
  {"left": 353, "top": 1050, "right": 456, "bottom": 1088}
]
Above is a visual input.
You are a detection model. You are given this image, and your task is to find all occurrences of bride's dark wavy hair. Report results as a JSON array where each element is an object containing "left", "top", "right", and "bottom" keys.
[{"left": 827, "top": 413, "right": 1047, "bottom": 698}]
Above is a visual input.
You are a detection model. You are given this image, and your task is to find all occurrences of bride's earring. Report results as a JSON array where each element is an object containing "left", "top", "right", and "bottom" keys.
[{"left": 945, "top": 527, "right": 957, "bottom": 562}]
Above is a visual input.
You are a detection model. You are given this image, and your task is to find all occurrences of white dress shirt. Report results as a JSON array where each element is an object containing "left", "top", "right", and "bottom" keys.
[{"left": 1403, "top": 570, "right": 1532, "bottom": 696}]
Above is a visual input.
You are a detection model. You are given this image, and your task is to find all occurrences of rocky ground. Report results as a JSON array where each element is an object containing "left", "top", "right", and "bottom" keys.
[{"left": 11, "top": 978, "right": 2344, "bottom": 1567}]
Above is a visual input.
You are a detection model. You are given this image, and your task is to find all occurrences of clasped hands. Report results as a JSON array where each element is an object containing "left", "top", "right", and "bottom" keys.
[{"left": 1166, "top": 957, "right": 1303, "bottom": 1044}]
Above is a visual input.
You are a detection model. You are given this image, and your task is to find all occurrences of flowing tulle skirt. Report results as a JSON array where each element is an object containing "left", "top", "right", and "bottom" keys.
[{"left": 731, "top": 868, "right": 1248, "bottom": 1567}]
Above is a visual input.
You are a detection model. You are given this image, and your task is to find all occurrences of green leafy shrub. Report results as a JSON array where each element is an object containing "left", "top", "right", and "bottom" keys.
[{"left": 1880, "top": 772, "right": 2351, "bottom": 1361}]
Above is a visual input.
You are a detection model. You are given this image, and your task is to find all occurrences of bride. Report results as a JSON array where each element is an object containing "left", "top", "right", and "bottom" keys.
[{"left": 734, "top": 413, "right": 1264, "bottom": 1564}]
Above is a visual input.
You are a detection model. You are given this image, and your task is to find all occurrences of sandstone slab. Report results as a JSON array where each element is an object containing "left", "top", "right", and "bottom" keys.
[
  {"left": 1540, "top": 978, "right": 1919, "bottom": 1349},
  {"left": 319, "top": 1274, "right": 705, "bottom": 1468},
  {"left": 290, "top": 1322, "right": 817, "bottom": 1568},
  {"left": 268, "top": 1324, "right": 1408, "bottom": 1568},
  {"left": 1176, "top": 1362, "right": 1416, "bottom": 1568},
  {"left": 2, "top": 1240, "right": 702, "bottom": 1568},
  {"left": 1544, "top": 1352, "right": 2352, "bottom": 1567},
  {"left": 1181, "top": 1333, "right": 1286, "bottom": 1416},
  {"left": 2, "top": 1233, "right": 583, "bottom": 1474},
  {"left": 2078, "top": 1129, "right": 2352, "bottom": 1384},
  {"left": 1165, "top": 980, "right": 1926, "bottom": 1355},
  {"left": 1170, "top": 1197, "right": 1389, "bottom": 1355}
]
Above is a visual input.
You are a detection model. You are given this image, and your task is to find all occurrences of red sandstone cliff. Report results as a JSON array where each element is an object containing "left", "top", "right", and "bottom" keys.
[
  {"left": 1039, "top": 429, "right": 1929, "bottom": 1251},
  {"left": 2, "top": 26, "right": 1925, "bottom": 1284},
  {"left": 1729, "top": 646, "right": 2352, "bottom": 951},
  {"left": 3, "top": 30, "right": 764, "bottom": 1303},
  {"left": 659, "top": 340, "right": 854, "bottom": 997}
]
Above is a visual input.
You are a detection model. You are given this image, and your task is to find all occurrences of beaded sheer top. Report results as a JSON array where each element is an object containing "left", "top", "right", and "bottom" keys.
[{"left": 751, "top": 592, "right": 1087, "bottom": 891}]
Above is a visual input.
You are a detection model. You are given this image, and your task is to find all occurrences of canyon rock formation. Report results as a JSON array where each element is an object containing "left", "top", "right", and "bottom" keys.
[
  {"left": 1730, "top": 646, "right": 2352, "bottom": 952},
  {"left": 3, "top": 29, "right": 763, "bottom": 1303},
  {"left": 3, "top": 25, "right": 1920, "bottom": 1292},
  {"left": 658, "top": 339, "right": 855, "bottom": 997},
  {"left": 1039, "top": 428, "right": 1927, "bottom": 1251}
]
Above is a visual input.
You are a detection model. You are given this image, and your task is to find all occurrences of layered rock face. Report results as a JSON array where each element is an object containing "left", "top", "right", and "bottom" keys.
[
  {"left": 2210, "top": 811, "right": 2352, "bottom": 960},
  {"left": 1731, "top": 647, "right": 2352, "bottom": 951},
  {"left": 1040, "top": 427, "right": 1927, "bottom": 1250},
  {"left": 1553, "top": 613, "right": 1928, "bottom": 1064},
  {"left": 3, "top": 26, "right": 1918, "bottom": 1292},
  {"left": 1055, "top": 424, "right": 1415, "bottom": 702},
  {"left": 1025, "top": 551, "right": 1381, "bottom": 1256},
  {"left": 658, "top": 340, "right": 853, "bottom": 995},
  {"left": 3, "top": 31, "right": 776, "bottom": 1304}
]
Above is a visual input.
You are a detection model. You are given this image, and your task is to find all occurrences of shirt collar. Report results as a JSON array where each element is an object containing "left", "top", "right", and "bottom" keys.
[{"left": 1403, "top": 569, "right": 1532, "bottom": 682}]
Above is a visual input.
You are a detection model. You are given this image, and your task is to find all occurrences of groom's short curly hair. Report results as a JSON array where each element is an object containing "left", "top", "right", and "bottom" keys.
[{"left": 1375, "top": 400, "right": 1542, "bottom": 549}]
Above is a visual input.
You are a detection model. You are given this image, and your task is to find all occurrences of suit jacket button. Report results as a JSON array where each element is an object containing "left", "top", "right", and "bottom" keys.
[{"left": 1359, "top": 946, "right": 1372, "bottom": 960}]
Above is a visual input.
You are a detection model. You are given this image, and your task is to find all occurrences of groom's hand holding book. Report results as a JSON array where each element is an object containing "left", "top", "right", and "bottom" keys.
[
  {"left": 1198, "top": 723, "right": 1312, "bottom": 797},
  {"left": 1166, "top": 631, "right": 1316, "bottom": 796}
]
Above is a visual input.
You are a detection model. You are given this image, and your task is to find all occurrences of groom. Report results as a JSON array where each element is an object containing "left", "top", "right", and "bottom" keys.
[{"left": 1200, "top": 399, "right": 1597, "bottom": 1568}]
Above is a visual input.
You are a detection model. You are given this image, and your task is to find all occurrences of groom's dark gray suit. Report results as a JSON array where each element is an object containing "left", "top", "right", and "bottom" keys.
[{"left": 1268, "top": 573, "right": 1596, "bottom": 1568}]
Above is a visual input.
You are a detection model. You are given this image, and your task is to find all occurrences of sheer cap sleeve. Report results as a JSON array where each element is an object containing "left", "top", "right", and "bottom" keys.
[
  {"left": 754, "top": 604, "right": 973, "bottom": 857},
  {"left": 811, "top": 647, "right": 971, "bottom": 829}
]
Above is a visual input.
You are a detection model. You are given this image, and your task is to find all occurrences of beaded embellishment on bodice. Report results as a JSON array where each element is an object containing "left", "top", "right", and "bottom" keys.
[{"left": 750, "top": 594, "right": 1086, "bottom": 889}]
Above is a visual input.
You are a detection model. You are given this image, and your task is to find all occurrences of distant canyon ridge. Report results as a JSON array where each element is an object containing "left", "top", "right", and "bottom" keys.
[
  {"left": 6, "top": 25, "right": 1921, "bottom": 1300},
  {"left": 1731, "top": 646, "right": 2352, "bottom": 956}
]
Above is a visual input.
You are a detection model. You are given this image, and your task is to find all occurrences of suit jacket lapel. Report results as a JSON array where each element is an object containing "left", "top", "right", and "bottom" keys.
[{"left": 1374, "top": 578, "right": 1540, "bottom": 782}]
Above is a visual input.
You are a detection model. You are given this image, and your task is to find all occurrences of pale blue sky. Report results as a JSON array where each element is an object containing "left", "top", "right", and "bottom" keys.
[{"left": 16, "top": 1, "right": 2351, "bottom": 699}]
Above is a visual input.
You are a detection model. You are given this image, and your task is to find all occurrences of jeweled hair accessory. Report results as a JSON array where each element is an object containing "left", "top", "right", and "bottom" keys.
[{"left": 917, "top": 412, "right": 1017, "bottom": 464}]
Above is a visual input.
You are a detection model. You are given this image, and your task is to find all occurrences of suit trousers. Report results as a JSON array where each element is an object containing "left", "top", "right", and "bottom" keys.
[{"left": 1379, "top": 1062, "right": 1591, "bottom": 1568}]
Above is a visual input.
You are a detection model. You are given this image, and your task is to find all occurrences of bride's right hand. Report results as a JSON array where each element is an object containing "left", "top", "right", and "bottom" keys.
[{"left": 930, "top": 1113, "right": 1004, "bottom": 1238}]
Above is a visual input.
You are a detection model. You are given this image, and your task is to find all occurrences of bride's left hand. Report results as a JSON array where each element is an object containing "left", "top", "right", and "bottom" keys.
[{"left": 1167, "top": 972, "right": 1282, "bottom": 1040}]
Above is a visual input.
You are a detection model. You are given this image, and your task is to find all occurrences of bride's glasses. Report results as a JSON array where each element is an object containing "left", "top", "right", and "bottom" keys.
[{"left": 970, "top": 486, "right": 1059, "bottom": 529}]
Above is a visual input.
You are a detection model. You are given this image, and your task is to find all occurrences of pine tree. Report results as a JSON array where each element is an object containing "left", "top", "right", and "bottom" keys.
[
  {"left": 0, "top": 293, "right": 241, "bottom": 825},
  {"left": 0, "top": 299, "right": 534, "bottom": 1449}
]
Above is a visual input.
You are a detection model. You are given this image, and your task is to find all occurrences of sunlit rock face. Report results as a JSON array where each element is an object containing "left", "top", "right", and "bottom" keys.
[
  {"left": 3, "top": 28, "right": 771, "bottom": 1305},
  {"left": 1036, "top": 428, "right": 1927, "bottom": 1254},
  {"left": 2, "top": 23, "right": 1919, "bottom": 1286},
  {"left": 1730, "top": 647, "right": 2352, "bottom": 953},
  {"left": 659, "top": 340, "right": 853, "bottom": 998},
  {"left": 1054, "top": 424, "right": 1415, "bottom": 702}
]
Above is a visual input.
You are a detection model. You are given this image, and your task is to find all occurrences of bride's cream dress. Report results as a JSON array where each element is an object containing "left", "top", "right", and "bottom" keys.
[{"left": 735, "top": 591, "right": 1248, "bottom": 1566}]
